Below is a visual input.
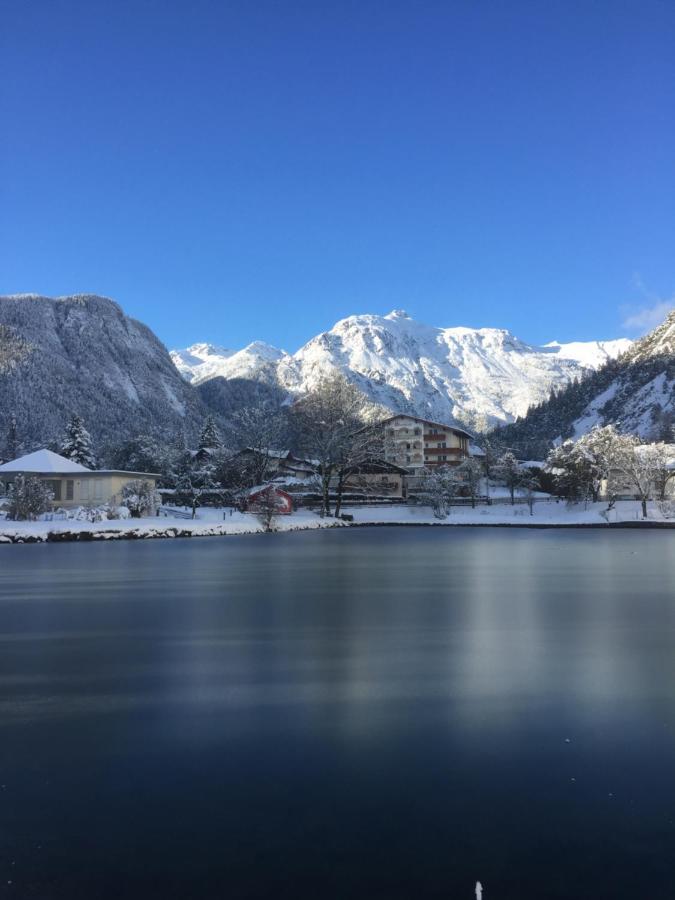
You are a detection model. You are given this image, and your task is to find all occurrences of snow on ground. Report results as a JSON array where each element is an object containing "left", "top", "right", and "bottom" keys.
[
  {"left": 0, "top": 507, "right": 346, "bottom": 543},
  {"left": 0, "top": 500, "right": 673, "bottom": 543},
  {"left": 347, "top": 500, "right": 671, "bottom": 527}
]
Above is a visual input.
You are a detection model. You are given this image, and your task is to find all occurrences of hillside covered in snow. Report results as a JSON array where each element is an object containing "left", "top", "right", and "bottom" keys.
[
  {"left": 172, "top": 310, "right": 631, "bottom": 429},
  {"left": 498, "top": 308, "right": 675, "bottom": 457},
  {"left": 0, "top": 294, "right": 207, "bottom": 449}
]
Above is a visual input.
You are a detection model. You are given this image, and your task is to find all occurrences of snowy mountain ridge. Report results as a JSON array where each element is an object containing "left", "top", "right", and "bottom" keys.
[{"left": 171, "top": 310, "right": 631, "bottom": 429}]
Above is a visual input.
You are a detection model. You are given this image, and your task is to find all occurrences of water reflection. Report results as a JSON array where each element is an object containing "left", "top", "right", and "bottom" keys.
[{"left": 1, "top": 529, "right": 675, "bottom": 899}]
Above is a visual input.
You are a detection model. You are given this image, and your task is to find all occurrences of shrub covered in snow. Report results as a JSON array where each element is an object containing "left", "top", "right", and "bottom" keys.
[
  {"left": 120, "top": 479, "right": 157, "bottom": 518},
  {"left": 7, "top": 475, "right": 53, "bottom": 520},
  {"left": 68, "top": 505, "right": 107, "bottom": 523}
]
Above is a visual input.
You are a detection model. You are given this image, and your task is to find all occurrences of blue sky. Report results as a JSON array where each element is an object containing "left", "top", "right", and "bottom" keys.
[{"left": 1, "top": 0, "right": 673, "bottom": 351}]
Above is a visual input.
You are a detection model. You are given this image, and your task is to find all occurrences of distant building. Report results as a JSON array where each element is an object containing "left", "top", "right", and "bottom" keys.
[
  {"left": 0, "top": 449, "right": 159, "bottom": 510},
  {"left": 332, "top": 459, "right": 408, "bottom": 500},
  {"left": 231, "top": 448, "right": 318, "bottom": 485},
  {"left": 379, "top": 415, "right": 473, "bottom": 473}
]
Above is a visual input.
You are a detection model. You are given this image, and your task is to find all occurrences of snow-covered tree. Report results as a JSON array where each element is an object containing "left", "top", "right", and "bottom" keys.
[
  {"left": 610, "top": 438, "right": 673, "bottom": 518},
  {"left": 198, "top": 416, "right": 222, "bottom": 453},
  {"left": 7, "top": 475, "right": 53, "bottom": 521},
  {"left": 494, "top": 451, "right": 528, "bottom": 505},
  {"left": 455, "top": 456, "right": 484, "bottom": 508},
  {"left": 648, "top": 443, "right": 675, "bottom": 500},
  {"left": 417, "top": 466, "right": 461, "bottom": 518},
  {"left": 576, "top": 425, "right": 625, "bottom": 500},
  {"left": 173, "top": 471, "right": 224, "bottom": 518},
  {"left": 547, "top": 440, "right": 593, "bottom": 501},
  {"left": 546, "top": 425, "right": 626, "bottom": 502},
  {"left": 174, "top": 472, "right": 200, "bottom": 518},
  {"left": 61, "top": 415, "right": 97, "bottom": 468},
  {"left": 109, "top": 435, "right": 173, "bottom": 480},
  {"left": 120, "top": 479, "right": 157, "bottom": 518}
]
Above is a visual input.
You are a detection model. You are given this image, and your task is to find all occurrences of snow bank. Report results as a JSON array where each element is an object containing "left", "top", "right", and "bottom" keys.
[
  {"left": 0, "top": 508, "right": 346, "bottom": 543},
  {"left": 348, "top": 500, "right": 675, "bottom": 527},
  {"left": 0, "top": 501, "right": 673, "bottom": 544}
]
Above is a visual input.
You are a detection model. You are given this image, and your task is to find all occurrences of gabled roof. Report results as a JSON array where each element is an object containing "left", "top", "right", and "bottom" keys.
[{"left": 0, "top": 448, "right": 90, "bottom": 474}]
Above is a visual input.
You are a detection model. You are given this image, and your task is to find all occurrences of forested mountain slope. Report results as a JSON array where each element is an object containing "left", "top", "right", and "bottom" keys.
[
  {"left": 495, "top": 309, "right": 675, "bottom": 458},
  {"left": 0, "top": 294, "right": 207, "bottom": 453}
]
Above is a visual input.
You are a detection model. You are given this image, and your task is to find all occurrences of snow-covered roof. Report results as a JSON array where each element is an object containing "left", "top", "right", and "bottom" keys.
[
  {"left": 245, "top": 483, "right": 290, "bottom": 497},
  {"left": 0, "top": 449, "right": 90, "bottom": 474},
  {"left": 244, "top": 447, "right": 290, "bottom": 459}
]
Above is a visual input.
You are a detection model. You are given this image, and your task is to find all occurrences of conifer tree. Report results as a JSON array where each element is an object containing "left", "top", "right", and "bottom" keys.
[
  {"left": 61, "top": 415, "right": 97, "bottom": 468},
  {"left": 4, "top": 415, "right": 19, "bottom": 462},
  {"left": 198, "top": 416, "right": 222, "bottom": 452}
]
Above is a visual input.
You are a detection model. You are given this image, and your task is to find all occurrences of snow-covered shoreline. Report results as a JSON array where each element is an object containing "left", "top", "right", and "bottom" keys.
[{"left": 1, "top": 501, "right": 674, "bottom": 544}]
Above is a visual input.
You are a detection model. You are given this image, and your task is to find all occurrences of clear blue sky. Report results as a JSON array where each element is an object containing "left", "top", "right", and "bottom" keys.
[{"left": 1, "top": 0, "right": 674, "bottom": 351}]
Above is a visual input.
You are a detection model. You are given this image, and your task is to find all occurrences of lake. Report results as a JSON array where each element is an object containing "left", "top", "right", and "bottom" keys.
[{"left": 1, "top": 528, "right": 675, "bottom": 899}]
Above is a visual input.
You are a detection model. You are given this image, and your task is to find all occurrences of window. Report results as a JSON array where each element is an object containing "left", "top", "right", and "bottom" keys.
[
  {"left": 66, "top": 480, "right": 74, "bottom": 501},
  {"left": 406, "top": 443, "right": 411, "bottom": 449},
  {"left": 93, "top": 479, "right": 103, "bottom": 501},
  {"left": 80, "top": 480, "right": 90, "bottom": 501},
  {"left": 414, "top": 428, "right": 421, "bottom": 435}
]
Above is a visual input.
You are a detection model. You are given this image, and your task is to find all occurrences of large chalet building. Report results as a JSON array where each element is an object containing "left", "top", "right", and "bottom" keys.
[{"left": 380, "top": 415, "right": 473, "bottom": 473}]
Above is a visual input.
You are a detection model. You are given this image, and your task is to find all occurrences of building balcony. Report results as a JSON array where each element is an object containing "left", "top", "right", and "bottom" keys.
[{"left": 424, "top": 447, "right": 465, "bottom": 456}]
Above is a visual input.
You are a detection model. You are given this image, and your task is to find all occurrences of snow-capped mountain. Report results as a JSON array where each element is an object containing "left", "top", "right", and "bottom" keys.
[
  {"left": 541, "top": 339, "right": 633, "bottom": 368},
  {"left": 0, "top": 294, "right": 207, "bottom": 449},
  {"left": 171, "top": 310, "right": 631, "bottom": 429},
  {"left": 172, "top": 341, "right": 287, "bottom": 386}
]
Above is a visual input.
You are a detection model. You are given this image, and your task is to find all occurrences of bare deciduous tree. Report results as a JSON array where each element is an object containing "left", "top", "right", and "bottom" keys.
[
  {"left": 228, "top": 402, "right": 289, "bottom": 485},
  {"left": 292, "top": 373, "right": 371, "bottom": 517}
]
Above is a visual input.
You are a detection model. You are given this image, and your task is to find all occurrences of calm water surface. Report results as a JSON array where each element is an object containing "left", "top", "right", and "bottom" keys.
[{"left": 1, "top": 528, "right": 675, "bottom": 899}]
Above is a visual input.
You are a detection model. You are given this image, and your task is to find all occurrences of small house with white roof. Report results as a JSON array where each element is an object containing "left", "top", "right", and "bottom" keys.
[{"left": 0, "top": 449, "right": 159, "bottom": 510}]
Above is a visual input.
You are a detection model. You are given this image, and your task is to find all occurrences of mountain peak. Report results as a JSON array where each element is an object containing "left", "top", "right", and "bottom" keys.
[{"left": 172, "top": 310, "right": 636, "bottom": 428}]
